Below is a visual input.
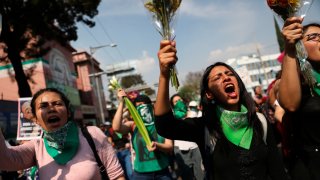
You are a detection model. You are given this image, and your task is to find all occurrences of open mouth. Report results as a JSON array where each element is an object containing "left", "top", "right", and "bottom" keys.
[
  {"left": 225, "top": 84, "right": 235, "bottom": 93},
  {"left": 225, "top": 84, "right": 237, "bottom": 98},
  {"left": 47, "top": 116, "right": 60, "bottom": 123}
]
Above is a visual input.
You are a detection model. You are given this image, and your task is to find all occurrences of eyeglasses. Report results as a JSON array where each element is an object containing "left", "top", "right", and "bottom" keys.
[{"left": 305, "top": 33, "right": 320, "bottom": 42}]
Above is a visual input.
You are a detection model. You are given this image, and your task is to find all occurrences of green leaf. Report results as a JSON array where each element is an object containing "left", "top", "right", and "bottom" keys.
[{"left": 124, "top": 97, "right": 152, "bottom": 146}]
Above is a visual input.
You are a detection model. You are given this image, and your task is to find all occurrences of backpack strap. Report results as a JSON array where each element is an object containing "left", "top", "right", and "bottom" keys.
[
  {"left": 256, "top": 112, "right": 267, "bottom": 144},
  {"left": 81, "top": 126, "right": 109, "bottom": 180}
]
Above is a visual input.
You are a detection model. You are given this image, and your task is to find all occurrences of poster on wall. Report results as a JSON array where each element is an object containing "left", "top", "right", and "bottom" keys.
[{"left": 17, "top": 97, "right": 43, "bottom": 140}]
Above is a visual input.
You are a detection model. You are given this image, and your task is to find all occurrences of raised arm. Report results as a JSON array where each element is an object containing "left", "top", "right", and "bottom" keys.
[
  {"left": 112, "top": 89, "right": 133, "bottom": 134},
  {"left": 279, "top": 17, "right": 303, "bottom": 112},
  {"left": 154, "top": 40, "right": 178, "bottom": 116},
  {"left": 0, "top": 129, "right": 35, "bottom": 171}
]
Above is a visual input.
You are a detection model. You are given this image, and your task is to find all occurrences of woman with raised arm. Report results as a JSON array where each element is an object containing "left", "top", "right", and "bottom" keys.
[
  {"left": 0, "top": 88, "right": 125, "bottom": 180},
  {"left": 154, "top": 40, "right": 288, "bottom": 180},
  {"left": 279, "top": 17, "right": 320, "bottom": 180},
  {"left": 112, "top": 89, "right": 174, "bottom": 180}
]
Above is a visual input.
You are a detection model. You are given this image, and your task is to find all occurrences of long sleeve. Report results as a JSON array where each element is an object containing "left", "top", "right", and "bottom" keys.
[
  {"left": 265, "top": 121, "right": 289, "bottom": 180},
  {"left": 0, "top": 130, "right": 36, "bottom": 171},
  {"left": 155, "top": 111, "right": 204, "bottom": 143}
]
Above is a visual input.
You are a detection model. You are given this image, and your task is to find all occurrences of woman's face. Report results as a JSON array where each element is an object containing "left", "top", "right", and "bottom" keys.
[
  {"left": 303, "top": 26, "right": 320, "bottom": 63},
  {"left": 34, "top": 92, "right": 69, "bottom": 132},
  {"left": 172, "top": 96, "right": 182, "bottom": 106},
  {"left": 205, "top": 65, "right": 240, "bottom": 111}
]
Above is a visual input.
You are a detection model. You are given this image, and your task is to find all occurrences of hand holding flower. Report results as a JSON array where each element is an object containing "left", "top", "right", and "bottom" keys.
[
  {"left": 109, "top": 76, "right": 152, "bottom": 146},
  {"left": 158, "top": 40, "right": 178, "bottom": 78},
  {"left": 116, "top": 89, "right": 127, "bottom": 102},
  {"left": 282, "top": 17, "right": 303, "bottom": 52},
  {"left": 267, "top": 0, "right": 315, "bottom": 92}
]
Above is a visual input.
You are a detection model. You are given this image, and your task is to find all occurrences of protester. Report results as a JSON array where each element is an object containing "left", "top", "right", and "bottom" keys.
[
  {"left": 112, "top": 90, "right": 173, "bottom": 180},
  {"left": 0, "top": 88, "right": 125, "bottom": 179},
  {"left": 170, "top": 94, "right": 204, "bottom": 180},
  {"left": 253, "top": 85, "right": 267, "bottom": 112},
  {"left": 279, "top": 17, "right": 320, "bottom": 180},
  {"left": 154, "top": 40, "right": 288, "bottom": 180},
  {"left": 187, "top": 100, "right": 201, "bottom": 118}
]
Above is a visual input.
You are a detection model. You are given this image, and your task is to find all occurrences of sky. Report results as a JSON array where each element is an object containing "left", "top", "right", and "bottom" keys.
[{"left": 71, "top": 0, "right": 320, "bottom": 93}]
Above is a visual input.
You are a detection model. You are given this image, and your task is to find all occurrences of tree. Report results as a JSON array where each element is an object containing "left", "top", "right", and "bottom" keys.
[
  {"left": 178, "top": 71, "right": 202, "bottom": 102},
  {"left": 120, "top": 74, "right": 145, "bottom": 89},
  {"left": 0, "top": 0, "right": 101, "bottom": 97}
]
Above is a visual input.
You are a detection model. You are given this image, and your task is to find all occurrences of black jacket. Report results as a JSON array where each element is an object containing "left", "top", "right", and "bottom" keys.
[{"left": 155, "top": 111, "right": 288, "bottom": 180}]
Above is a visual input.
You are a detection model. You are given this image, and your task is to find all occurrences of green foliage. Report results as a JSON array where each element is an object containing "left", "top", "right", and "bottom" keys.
[
  {"left": 120, "top": 74, "right": 145, "bottom": 89},
  {"left": 178, "top": 71, "right": 202, "bottom": 102},
  {"left": 178, "top": 85, "right": 196, "bottom": 102},
  {"left": 143, "top": 88, "right": 155, "bottom": 96},
  {"left": 0, "top": 0, "right": 101, "bottom": 42},
  {"left": 0, "top": 0, "right": 101, "bottom": 97}
]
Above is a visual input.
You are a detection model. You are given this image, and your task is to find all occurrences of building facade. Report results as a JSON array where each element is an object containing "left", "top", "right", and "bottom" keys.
[
  {"left": 226, "top": 53, "right": 281, "bottom": 95},
  {"left": 0, "top": 40, "right": 109, "bottom": 137},
  {"left": 72, "top": 51, "right": 108, "bottom": 125}
]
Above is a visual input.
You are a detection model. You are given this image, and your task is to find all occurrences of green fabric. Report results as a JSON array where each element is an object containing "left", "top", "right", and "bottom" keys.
[
  {"left": 30, "top": 166, "right": 38, "bottom": 180},
  {"left": 312, "top": 69, "right": 320, "bottom": 96},
  {"left": 216, "top": 105, "right": 253, "bottom": 149},
  {"left": 132, "top": 124, "right": 169, "bottom": 173},
  {"left": 43, "top": 121, "right": 79, "bottom": 165},
  {"left": 115, "top": 132, "right": 123, "bottom": 139},
  {"left": 173, "top": 99, "right": 188, "bottom": 119}
]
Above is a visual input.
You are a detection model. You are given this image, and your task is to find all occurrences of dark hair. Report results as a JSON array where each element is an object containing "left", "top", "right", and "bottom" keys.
[
  {"left": 303, "top": 23, "right": 320, "bottom": 35},
  {"left": 253, "top": 85, "right": 261, "bottom": 93},
  {"left": 31, "top": 88, "right": 71, "bottom": 116},
  {"left": 133, "top": 94, "right": 152, "bottom": 106},
  {"left": 169, "top": 94, "right": 182, "bottom": 107},
  {"left": 200, "top": 62, "right": 261, "bottom": 136}
]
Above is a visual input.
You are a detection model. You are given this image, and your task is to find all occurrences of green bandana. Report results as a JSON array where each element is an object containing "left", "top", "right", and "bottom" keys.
[
  {"left": 312, "top": 69, "right": 320, "bottom": 96},
  {"left": 216, "top": 105, "right": 253, "bottom": 149},
  {"left": 30, "top": 166, "right": 38, "bottom": 180},
  {"left": 43, "top": 121, "right": 79, "bottom": 165},
  {"left": 173, "top": 99, "right": 188, "bottom": 119}
]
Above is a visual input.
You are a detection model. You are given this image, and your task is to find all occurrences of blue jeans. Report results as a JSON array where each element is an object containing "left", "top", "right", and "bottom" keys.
[
  {"left": 117, "top": 149, "right": 133, "bottom": 180},
  {"left": 132, "top": 168, "right": 172, "bottom": 180}
]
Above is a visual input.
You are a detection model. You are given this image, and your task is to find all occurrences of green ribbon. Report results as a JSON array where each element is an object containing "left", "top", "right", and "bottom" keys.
[
  {"left": 216, "top": 105, "right": 253, "bottom": 149},
  {"left": 43, "top": 121, "right": 79, "bottom": 165}
]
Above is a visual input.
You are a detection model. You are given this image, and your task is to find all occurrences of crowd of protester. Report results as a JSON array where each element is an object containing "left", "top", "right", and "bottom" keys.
[{"left": 1, "top": 15, "right": 320, "bottom": 180}]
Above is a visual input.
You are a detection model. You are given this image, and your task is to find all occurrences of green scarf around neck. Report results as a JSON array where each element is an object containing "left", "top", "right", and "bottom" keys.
[
  {"left": 43, "top": 121, "right": 79, "bottom": 165},
  {"left": 312, "top": 69, "right": 320, "bottom": 96},
  {"left": 216, "top": 105, "right": 253, "bottom": 149}
]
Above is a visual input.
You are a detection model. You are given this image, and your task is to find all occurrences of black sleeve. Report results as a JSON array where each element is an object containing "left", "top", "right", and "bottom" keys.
[
  {"left": 266, "top": 121, "right": 289, "bottom": 180},
  {"left": 155, "top": 111, "right": 204, "bottom": 142}
]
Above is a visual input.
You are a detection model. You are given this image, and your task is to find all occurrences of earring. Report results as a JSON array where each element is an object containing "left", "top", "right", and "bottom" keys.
[{"left": 211, "top": 99, "right": 215, "bottom": 104}]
